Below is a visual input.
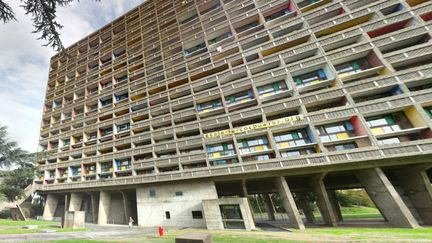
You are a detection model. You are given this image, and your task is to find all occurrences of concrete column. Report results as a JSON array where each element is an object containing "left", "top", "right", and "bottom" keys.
[
  {"left": 68, "top": 193, "right": 83, "bottom": 211},
  {"left": 98, "top": 191, "right": 111, "bottom": 225},
  {"left": 43, "top": 194, "right": 58, "bottom": 220},
  {"left": 241, "top": 179, "right": 248, "bottom": 197},
  {"left": 395, "top": 165, "right": 432, "bottom": 225},
  {"left": 356, "top": 168, "right": 419, "bottom": 228},
  {"left": 263, "top": 194, "right": 276, "bottom": 221},
  {"left": 328, "top": 190, "right": 343, "bottom": 222},
  {"left": 297, "top": 196, "right": 315, "bottom": 223},
  {"left": 308, "top": 174, "right": 337, "bottom": 227},
  {"left": 275, "top": 177, "right": 305, "bottom": 229},
  {"left": 120, "top": 191, "right": 132, "bottom": 224},
  {"left": 88, "top": 192, "right": 99, "bottom": 223}
]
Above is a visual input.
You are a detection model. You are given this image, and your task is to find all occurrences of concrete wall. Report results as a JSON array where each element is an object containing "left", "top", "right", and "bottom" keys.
[
  {"left": 108, "top": 192, "right": 126, "bottom": 224},
  {"left": 202, "top": 197, "right": 255, "bottom": 231},
  {"left": 136, "top": 181, "right": 218, "bottom": 228}
]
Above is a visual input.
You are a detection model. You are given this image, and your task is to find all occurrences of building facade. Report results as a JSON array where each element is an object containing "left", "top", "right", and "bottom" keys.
[{"left": 36, "top": 0, "right": 432, "bottom": 229}]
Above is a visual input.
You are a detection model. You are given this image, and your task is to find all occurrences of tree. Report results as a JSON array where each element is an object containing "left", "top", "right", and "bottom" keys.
[
  {"left": 0, "top": 125, "right": 36, "bottom": 202},
  {"left": 0, "top": 167, "right": 34, "bottom": 202},
  {"left": 0, "top": 0, "right": 100, "bottom": 52},
  {"left": 0, "top": 125, "right": 31, "bottom": 168}
]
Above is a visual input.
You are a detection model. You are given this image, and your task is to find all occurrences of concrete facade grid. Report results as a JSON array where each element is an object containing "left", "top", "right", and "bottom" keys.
[{"left": 35, "top": 0, "right": 432, "bottom": 191}]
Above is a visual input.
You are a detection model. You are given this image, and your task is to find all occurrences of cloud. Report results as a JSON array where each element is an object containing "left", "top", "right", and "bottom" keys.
[{"left": 0, "top": 0, "right": 143, "bottom": 152}]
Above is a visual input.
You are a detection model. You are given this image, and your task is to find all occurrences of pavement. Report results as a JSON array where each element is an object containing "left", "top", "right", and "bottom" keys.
[{"left": 0, "top": 224, "right": 169, "bottom": 242}]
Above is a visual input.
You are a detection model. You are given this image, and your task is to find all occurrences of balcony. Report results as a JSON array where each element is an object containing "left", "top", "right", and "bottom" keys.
[
  {"left": 317, "top": 116, "right": 370, "bottom": 149},
  {"left": 206, "top": 142, "right": 236, "bottom": 160},
  {"left": 197, "top": 99, "right": 224, "bottom": 117},
  {"left": 366, "top": 107, "right": 432, "bottom": 145},
  {"left": 334, "top": 52, "right": 385, "bottom": 83},
  {"left": 292, "top": 67, "right": 334, "bottom": 93},
  {"left": 238, "top": 136, "right": 272, "bottom": 155},
  {"left": 257, "top": 80, "right": 291, "bottom": 103},
  {"left": 225, "top": 89, "right": 256, "bottom": 111},
  {"left": 274, "top": 128, "right": 318, "bottom": 158},
  {"left": 115, "top": 158, "right": 132, "bottom": 176}
]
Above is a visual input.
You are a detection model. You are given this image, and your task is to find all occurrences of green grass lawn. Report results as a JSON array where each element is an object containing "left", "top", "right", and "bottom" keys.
[
  {"left": 312, "top": 206, "right": 383, "bottom": 220},
  {"left": 304, "top": 227, "right": 432, "bottom": 241},
  {"left": 0, "top": 219, "right": 86, "bottom": 234},
  {"left": 0, "top": 219, "right": 56, "bottom": 226}
]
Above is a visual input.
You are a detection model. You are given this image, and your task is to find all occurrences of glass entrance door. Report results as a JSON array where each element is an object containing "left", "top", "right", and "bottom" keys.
[{"left": 220, "top": 204, "right": 246, "bottom": 229}]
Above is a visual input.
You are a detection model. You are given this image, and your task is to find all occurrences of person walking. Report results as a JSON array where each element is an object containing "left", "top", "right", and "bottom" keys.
[{"left": 129, "top": 217, "right": 134, "bottom": 228}]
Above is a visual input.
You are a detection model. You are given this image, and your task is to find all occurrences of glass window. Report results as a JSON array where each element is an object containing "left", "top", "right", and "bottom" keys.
[
  {"left": 378, "top": 137, "right": 400, "bottom": 145},
  {"left": 334, "top": 142, "right": 357, "bottom": 151}
]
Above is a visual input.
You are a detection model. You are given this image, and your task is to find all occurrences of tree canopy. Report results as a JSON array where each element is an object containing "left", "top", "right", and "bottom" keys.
[
  {"left": 0, "top": 0, "right": 100, "bottom": 52},
  {"left": 0, "top": 125, "right": 32, "bottom": 168},
  {"left": 0, "top": 125, "right": 36, "bottom": 202}
]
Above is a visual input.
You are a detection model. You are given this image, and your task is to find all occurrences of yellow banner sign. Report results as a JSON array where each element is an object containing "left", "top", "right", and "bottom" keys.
[{"left": 204, "top": 115, "right": 304, "bottom": 139}]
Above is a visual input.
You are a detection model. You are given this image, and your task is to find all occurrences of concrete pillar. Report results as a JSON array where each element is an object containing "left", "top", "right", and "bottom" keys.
[
  {"left": 43, "top": 194, "right": 59, "bottom": 220},
  {"left": 241, "top": 179, "right": 248, "bottom": 197},
  {"left": 275, "top": 177, "right": 305, "bottom": 229},
  {"left": 395, "top": 165, "right": 432, "bottom": 225},
  {"left": 98, "top": 191, "right": 111, "bottom": 225},
  {"left": 308, "top": 174, "right": 337, "bottom": 227},
  {"left": 355, "top": 168, "right": 419, "bottom": 228},
  {"left": 297, "top": 195, "right": 315, "bottom": 223},
  {"left": 87, "top": 192, "right": 99, "bottom": 223},
  {"left": 263, "top": 194, "right": 276, "bottom": 221},
  {"left": 68, "top": 193, "right": 83, "bottom": 211},
  {"left": 120, "top": 191, "right": 132, "bottom": 223},
  {"left": 328, "top": 190, "right": 343, "bottom": 222}
]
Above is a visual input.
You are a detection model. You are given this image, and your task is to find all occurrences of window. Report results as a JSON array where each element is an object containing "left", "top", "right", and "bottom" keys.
[
  {"left": 149, "top": 189, "right": 156, "bottom": 198},
  {"left": 100, "top": 97, "right": 113, "bottom": 107},
  {"left": 117, "top": 123, "right": 130, "bottom": 132},
  {"left": 242, "top": 154, "right": 274, "bottom": 162},
  {"left": 317, "top": 121, "right": 355, "bottom": 142},
  {"left": 101, "top": 127, "right": 113, "bottom": 136},
  {"left": 237, "top": 136, "right": 270, "bottom": 154},
  {"left": 210, "top": 158, "right": 239, "bottom": 166},
  {"left": 257, "top": 81, "right": 288, "bottom": 98},
  {"left": 366, "top": 112, "right": 412, "bottom": 135},
  {"left": 208, "top": 32, "right": 232, "bottom": 45},
  {"left": 335, "top": 58, "right": 371, "bottom": 76},
  {"left": 165, "top": 211, "right": 171, "bottom": 219},
  {"left": 378, "top": 137, "right": 400, "bottom": 145},
  {"left": 281, "top": 148, "right": 315, "bottom": 158},
  {"left": 225, "top": 90, "right": 254, "bottom": 106},
  {"left": 206, "top": 142, "right": 236, "bottom": 158},
  {"left": 192, "top": 211, "right": 203, "bottom": 219},
  {"left": 175, "top": 191, "right": 183, "bottom": 196},
  {"left": 274, "top": 129, "right": 311, "bottom": 148},
  {"left": 293, "top": 69, "right": 327, "bottom": 87},
  {"left": 265, "top": 8, "right": 291, "bottom": 22},
  {"left": 424, "top": 107, "right": 432, "bottom": 119},
  {"left": 334, "top": 142, "right": 357, "bottom": 151},
  {"left": 115, "top": 92, "right": 129, "bottom": 102},
  {"left": 197, "top": 99, "right": 222, "bottom": 112}
]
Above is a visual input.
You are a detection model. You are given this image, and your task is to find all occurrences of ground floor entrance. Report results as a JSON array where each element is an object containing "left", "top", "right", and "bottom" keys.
[{"left": 41, "top": 162, "right": 432, "bottom": 230}]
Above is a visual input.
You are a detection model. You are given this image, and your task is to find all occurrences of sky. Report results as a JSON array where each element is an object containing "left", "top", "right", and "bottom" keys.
[{"left": 0, "top": 0, "right": 144, "bottom": 152}]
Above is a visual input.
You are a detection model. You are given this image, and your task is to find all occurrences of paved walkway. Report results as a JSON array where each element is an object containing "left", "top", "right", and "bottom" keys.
[{"left": 0, "top": 224, "right": 168, "bottom": 242}]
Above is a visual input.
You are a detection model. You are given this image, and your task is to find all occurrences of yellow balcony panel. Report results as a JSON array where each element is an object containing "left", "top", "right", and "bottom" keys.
[
  {"left": 131, "top": 93, "right": 146, "bottom": 101},
  {"left": 213, "top": 152, "right": 221, "bottom": 158},
  {"left": 371, "top": 127, "right": 385, "bottom": 135},
  {"left": 406, "top": 0, "right": 428, "bottom": 6},
  {"left": 315, "top": 14, "right": 373, "bottom": 38},
  {"left": 261, "top": 36, "right": 310, "bottom": 57},
  {"left": 300, "top": 0, "right": 332, "bottom": 13},
  {"left": 255, "top": 146, "right": 265, "bottom": 151},
  {"left": 336, "top": 132, "right": 349, "bottom": 139},
  {"left": 279, "top": 142, "right": 290, "bottom": 149}
]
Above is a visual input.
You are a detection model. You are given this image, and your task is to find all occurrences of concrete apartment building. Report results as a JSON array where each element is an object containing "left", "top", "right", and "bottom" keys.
[{"left": 35, "top": 0, "right": 432, "bottom": 230}]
